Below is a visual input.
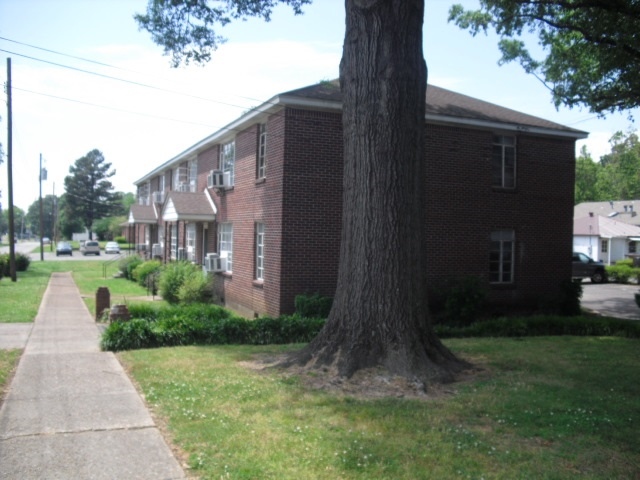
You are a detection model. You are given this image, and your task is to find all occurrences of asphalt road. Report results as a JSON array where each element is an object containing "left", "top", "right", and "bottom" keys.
[
  {"left": 0, "top": 241, "right": 126, "bottom": 262},
  {"left": 580, "top": 281, "right": 640, "bottom": 320}
]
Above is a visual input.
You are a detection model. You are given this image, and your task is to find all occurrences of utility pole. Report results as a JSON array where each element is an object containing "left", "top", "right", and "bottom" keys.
[
  {"left": 6, "top": 57, "right": 16, "bottom": 281},
  {"left": 39, "top": 153, "right": 44, "bottom": 261}
]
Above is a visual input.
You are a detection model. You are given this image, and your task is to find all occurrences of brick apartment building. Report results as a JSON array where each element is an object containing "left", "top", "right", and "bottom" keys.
[{"left": 129, "top": 80, "right": 587, "bottom": 318}]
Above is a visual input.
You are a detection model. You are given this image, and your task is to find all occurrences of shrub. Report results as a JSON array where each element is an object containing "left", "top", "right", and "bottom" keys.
[
  {"left": 606, "top": 259, "right": 640, "bottom": 284},
  {"left": 119, "top": 255, "right": 143, "bottom": 280},
  {"left": 158, "top": 261, "right": 203, "bottom": 304},
  {"left": 99, "top": 303, "right": 325, "bottom": 351},
  {"left": 177, "top": 270, "right": 211, "bottom": 304},
  {"left": 132, "top": 260, "right": 162, "bottom": 287},
  {"left": 294, "top": 293, "right": 333, "bottom": 318},
  {"left": 538, "top": 279, "right": 583, "bottom": 316},
  {"left": 0, "top": 254, "right": 5, "bottom": 280},
  {"left": 115, "top": 236, "right": 126, "bottom": 244},
  {"left": 15, "top": 253, "right": 31, "bottom": 272},
  {"left": 435, "top": 315, "right": 640, "bottom": 339}
]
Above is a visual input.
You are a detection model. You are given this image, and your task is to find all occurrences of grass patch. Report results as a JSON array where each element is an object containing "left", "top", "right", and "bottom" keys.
[
  {"left": 120, "top": 337, "right": 640, "bottom": 479},
  {"left": 0, "top": 259, "right": 158, "bottom": 323},
  {"left": 0, "top": 349, "right": 21, "bottom": 400}
]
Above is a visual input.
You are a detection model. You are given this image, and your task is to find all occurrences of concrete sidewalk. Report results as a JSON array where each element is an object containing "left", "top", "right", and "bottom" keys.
[{"left": 0, "top": 272, "right": 186, "bottom": 479}]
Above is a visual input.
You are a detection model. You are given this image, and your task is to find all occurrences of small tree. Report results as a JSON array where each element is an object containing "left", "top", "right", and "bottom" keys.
[{"left": 63, "top": 149, "right": 119, "bottom": 240}]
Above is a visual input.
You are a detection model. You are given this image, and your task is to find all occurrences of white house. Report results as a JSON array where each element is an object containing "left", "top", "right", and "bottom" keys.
[{"left": 573, "top": 214, "right": 640, "bottom": 264}]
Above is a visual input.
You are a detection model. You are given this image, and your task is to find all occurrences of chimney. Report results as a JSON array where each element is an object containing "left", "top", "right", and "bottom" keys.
[{"left": 589, "top": 212, "right": 594, "bottom": 217}]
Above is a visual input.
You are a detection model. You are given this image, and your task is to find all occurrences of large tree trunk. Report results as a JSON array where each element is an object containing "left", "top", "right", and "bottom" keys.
[{"left": 292, "top": 0, "right": 468, "bottom": 388}]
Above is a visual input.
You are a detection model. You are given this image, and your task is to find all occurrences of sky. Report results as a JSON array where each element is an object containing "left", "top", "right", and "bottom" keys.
[{"left": 0, "top": 0, "right": 637, "bottom": 212}]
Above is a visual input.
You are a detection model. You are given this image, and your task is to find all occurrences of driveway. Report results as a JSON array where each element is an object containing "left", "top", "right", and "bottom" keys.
[{"left": 580, "top": 282, "right": 640, "bottom": 320}]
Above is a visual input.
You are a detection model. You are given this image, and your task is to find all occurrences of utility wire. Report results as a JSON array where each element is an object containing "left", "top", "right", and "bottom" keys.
[
  {"left": 0, "top": 48, "right": 253, "bottom": 111},
  {"left": 11, "top": 86, "right": 219, "bottom": 128}
]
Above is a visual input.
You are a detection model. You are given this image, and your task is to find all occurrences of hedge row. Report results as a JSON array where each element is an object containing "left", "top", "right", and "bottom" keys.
[
  {"left": 100, "top": 306, "right": 325, "bottom": 352},
  {"left": 434, "top": 315, "right": 640, "bottom": 339},
  {"left": 101, "top": 306, "right": 640, "bottom": 352}
]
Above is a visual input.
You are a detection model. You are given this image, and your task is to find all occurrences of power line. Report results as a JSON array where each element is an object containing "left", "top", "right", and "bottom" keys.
[{"left": 11, "top": 86, "right": 220, "bottom": 128}]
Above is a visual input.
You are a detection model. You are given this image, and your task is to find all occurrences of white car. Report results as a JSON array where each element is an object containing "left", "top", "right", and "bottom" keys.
[
  {"left": 80, "top": 240, "right": 101, "bottom": 256},
  {"left": 105, "top": 241, "right": 121, "bottom": 254}
]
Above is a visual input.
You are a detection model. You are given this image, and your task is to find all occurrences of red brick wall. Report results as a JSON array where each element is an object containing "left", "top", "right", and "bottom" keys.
[
  {"left": 205, "top": 108, "right": 576, "bottom": 317},
  {"left": 423, "top": 124, "right": 576, "bottom": 308}
]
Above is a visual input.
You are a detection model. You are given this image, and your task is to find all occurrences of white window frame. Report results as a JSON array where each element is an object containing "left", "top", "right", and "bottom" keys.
[
  {"left": 490, "top": 230, "right": 515, "bottom": 284},
  {"left": 220, "top": 141, "right": 236, "bottom": 186},
  {"left": 255, "top": 222, "right": 264, "bottom": 280},
  {"left": 492, "top": 135, "right": 516, "bottom": 189},
  {"left": 188, "top": 158, "right": 198, "bottom": 192},
  {"left": 218, "top": 223, "right": 233, "bottom": 272},
  {"left": 170, "top": 224, "right": 178, "bottom": 260},
  {"left": 186, "top": 223, "right": 196, "bottom": 261},
  {"left": 257, "top": 123, "right": 267, "bottom": 179}
]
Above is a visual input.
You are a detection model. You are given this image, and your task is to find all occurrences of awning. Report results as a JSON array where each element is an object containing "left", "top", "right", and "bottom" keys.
[{"left": 629, "top": 237, "right": 640, "bottom": 241}]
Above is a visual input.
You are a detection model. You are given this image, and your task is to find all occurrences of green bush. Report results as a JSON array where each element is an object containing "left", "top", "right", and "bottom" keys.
[
  {"left": 158, "top": 261, "right": 203, "bottom": 304},
  {"left": 15, "top": 253, "right": 31, "bottom": 272},
  {"left": 294, "top": 293, "right": 333, "bottom": 318},
  {"left": 100, "top": 303, "right": 324, "bottom": 351},
  {"left": 115, "top": 236, "right": 126, "bottom": 244},
  {"left": 177, "top": 271, "right": 211, "bottom": 304},
  {"left": 538, "top": 279, "right": 583, "bottom": 316},
  {"left": 119, "top": 255, "right": 143, "bottom": 280},
  {"left": 132, "top": 260, "right": 162, "bottom": 287},
  {"left": 435, "top": 315, "right": 640, "bottom": 339},
  {"left": 606, "top": 259, "right": 640, "bottom": 283},
  {"left": 0, "top": 254, "right": 5, "bottom": 280}
]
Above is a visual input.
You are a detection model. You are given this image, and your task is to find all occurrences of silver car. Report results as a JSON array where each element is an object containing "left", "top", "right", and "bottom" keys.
[
  {"left": 105, "top": 241, "right": 120, "bottom": 254},
  {"left": 80, "top": 240, "right": 101, "bottom": 256}
]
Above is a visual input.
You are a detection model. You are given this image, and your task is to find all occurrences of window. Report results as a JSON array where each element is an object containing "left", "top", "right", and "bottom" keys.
[
  {"left": 490, "top": 230, "right": 514, "bottom": 283},
  {"left": 174, "top": 165, "right": 188, "bottom": 191},
  {"left": 158, "top": 173, "right": 165, "bottom": 193},
  {"left": 255, "top": 222, "right": 264, "bottom": 280},
  {"left": 220, "top": 141, "right": 235, "bottom": 186},
  {"left": 188, "top": 158, "right": 197, "bottom": 192},
  {"left": 601, "top": 239, "right": 608, "bottom": 254},
  {"left": 138, "top": 183, "right": 149, "bottom": 205},
  {"left": 630, "top": 241, "right": 637, "bottom": 254},
  {"left": 170, "top": 224, "right": 178, "bottom": 260},
  {"left": 218, "top": 223, "right": 233, "bottom": 272},
  {"left": 186, "top": 223, "right": 196, "bottom": 261},
  {"left": 257, "top": 123, "right": 267, "bottom": 179},
  {"left": 492, "top": 135, "right": 516, "bottom": 188}
]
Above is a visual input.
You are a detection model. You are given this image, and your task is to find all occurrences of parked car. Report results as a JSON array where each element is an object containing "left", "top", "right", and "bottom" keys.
[
  {"left": 572, "top": 252, "right": 607, "bottom": 283},
  {"left": 105, "top": 241, "right": 120, "bottom": 254},
  {"left": 80, "top": 240, "right": 100, "bottom": 256},
  {"left": 55, "top": 241, "right": 73, "bottom": 256},
  {"left": 42, "top": 237, "right": 51, "bottom": 245}
]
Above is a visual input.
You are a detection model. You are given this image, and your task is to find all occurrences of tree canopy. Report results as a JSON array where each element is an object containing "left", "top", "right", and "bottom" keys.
[
  {"left": 63, "top": 149, "right": 118, "bottom": 239},
  {"left": 449, "top": 0, "right": 640, "bottom": 116},
  {"left": 575, "top": 130, "right": 640, "bottom": 204},
  {"left": 135, "top": 0, "right": 311, "bottom": 66}
]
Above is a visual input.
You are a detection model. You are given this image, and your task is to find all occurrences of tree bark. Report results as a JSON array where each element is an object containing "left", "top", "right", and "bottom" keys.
[{"left": 291, "top": 0, "right": 469, "bottom": 388}]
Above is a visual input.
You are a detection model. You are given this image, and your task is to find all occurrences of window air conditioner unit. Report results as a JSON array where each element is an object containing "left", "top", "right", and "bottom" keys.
[
  {"left": 205, "top": 252, "right": 225, "bottom": 272},
  {"left": 151, "top": 243, "right": 162, "bottom": 257},
  {"left": 136, "top": 243, "right": 147, "bottom": 252},
  {"left": 177, "top": 247, "right": 187, "bottom": 260},
  {"left": 208, "top": 170, "right": 225, "bottom": 188},
  {"left": 152, "top": 191, "right": 165, "bottom": 203}
]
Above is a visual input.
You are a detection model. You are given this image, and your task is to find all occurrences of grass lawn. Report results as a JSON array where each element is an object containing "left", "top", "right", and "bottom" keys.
[
  {"left": 0, "top": 259, "right": 155, "bottom": 323},
  {"left": 119, "top": 337, "right": 640, "bottom": 479},
  {"left": 2, "top": 259, "right": 638, "bottom": 478}
]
